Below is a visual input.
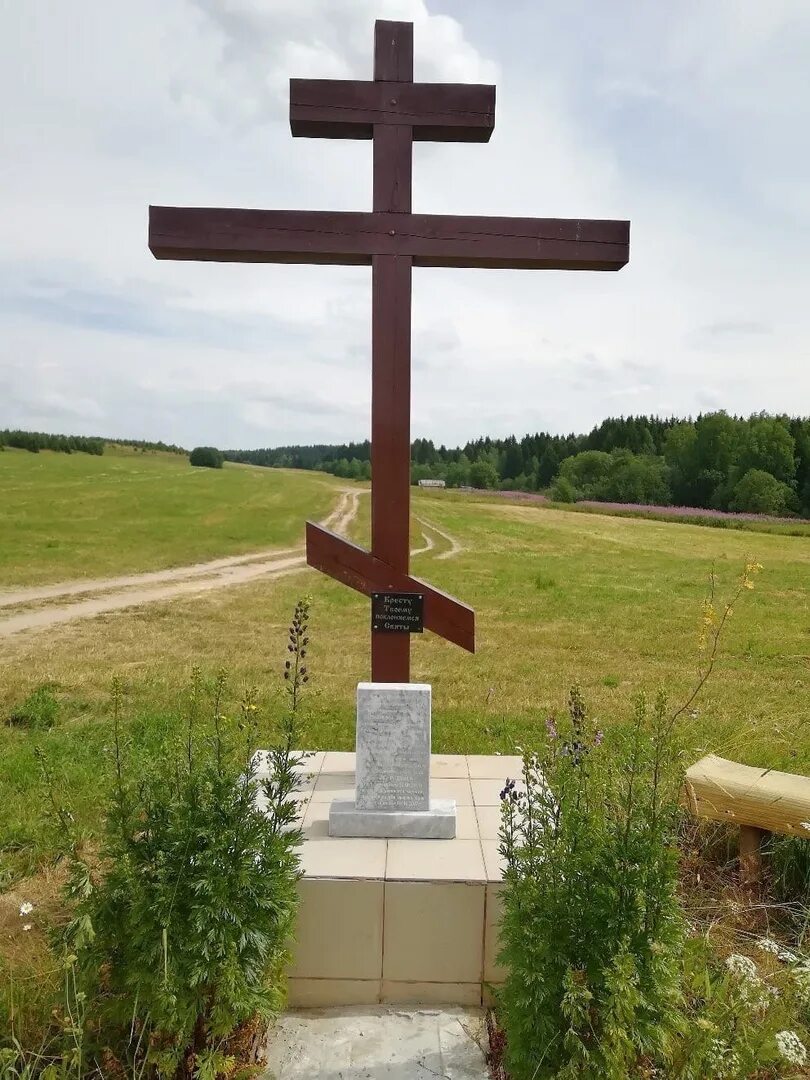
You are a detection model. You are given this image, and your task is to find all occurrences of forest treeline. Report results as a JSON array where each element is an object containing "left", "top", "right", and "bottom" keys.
[
  {"left": 0, "top": 430, "right": 185, "bottom": 456},
  {"left": 0, "top": 429, "right": 105, "bottom": 455},
  {"left": 5, "top": 415, "right": 809, "bottom": 517},
  {"left": 225, "top": 412, "right": 810, "bottom": 517}
]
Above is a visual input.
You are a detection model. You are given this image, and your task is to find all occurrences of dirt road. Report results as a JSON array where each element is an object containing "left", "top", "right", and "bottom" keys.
[
  {"left": 0, "top": 489, "right": 362, "bottom": 638},
  {"left": 0, "top": 492, "right": 462, "bottom": 639}
]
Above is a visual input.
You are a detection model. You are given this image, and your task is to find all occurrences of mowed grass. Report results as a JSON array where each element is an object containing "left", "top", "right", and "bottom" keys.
[
  {"left": 1, "top": 473, "right": 808, "bottom": 887},
  {"left": 0, "top": 446, "right": 342, "bottom": 587}
]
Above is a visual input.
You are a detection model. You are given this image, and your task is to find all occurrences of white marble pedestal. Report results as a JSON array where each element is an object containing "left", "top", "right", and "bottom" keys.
[
  {"left": 329, "top": 797, "right": 456, "bottom": 838},
  {"left": 328, "top": 682, "right": 457, "bottom": 840}
]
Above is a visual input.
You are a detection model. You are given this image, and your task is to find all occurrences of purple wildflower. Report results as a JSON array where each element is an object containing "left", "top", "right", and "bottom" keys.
[
  {"left": 499, "top": 778, "right": 518, "bottom": 803},
  {"left": 461, "top": 489, "right": 804, "bottom": 527}
]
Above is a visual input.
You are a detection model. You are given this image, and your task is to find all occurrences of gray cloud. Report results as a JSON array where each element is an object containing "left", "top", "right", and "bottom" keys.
[
  {"left": 700, "top": 320, "right": 772, "bottom": 337},
  {"left": 1, "top": 0, "right": 809, "bottom": 451}
]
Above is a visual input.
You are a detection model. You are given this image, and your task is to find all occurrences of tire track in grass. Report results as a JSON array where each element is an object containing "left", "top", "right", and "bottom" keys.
[
  {"left": 413, "top": 516, "right": 464, "bottom": 560},
  {"left": 0, "top": 489, "right": 365, "bottom": 638}
]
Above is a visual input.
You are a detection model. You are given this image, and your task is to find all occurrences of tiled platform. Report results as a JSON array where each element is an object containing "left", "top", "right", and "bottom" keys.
[{"left": 278, "top": 751, "right": 521, "bottom": 1008}]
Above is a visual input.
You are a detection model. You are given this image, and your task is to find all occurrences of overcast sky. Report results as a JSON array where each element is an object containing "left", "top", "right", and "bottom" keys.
[{"left": 2, "top": 1, "right": 809, "bottom": 450}]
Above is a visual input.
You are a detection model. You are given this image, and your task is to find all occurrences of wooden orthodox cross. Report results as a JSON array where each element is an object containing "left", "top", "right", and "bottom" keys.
[{"left": 149, "top": 20, "right": 629, "bottom": 683}]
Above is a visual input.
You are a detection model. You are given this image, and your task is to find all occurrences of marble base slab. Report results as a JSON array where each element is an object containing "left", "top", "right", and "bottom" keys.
[{"left": 329, "top": 798, "right": 456, "bottom": 839}]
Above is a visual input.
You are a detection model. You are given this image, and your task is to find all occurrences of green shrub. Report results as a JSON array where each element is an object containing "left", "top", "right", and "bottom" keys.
[
  {"left": 469, "top": 459, "right": 500, "bottom": 489},
  {"left": 550, "top": 475, "right": 578, "bottom": 503},
  {"left": 7, "top": 684, "right": 59, "bottom": 729},
  {"left": 189, "top": 446, "right": 223, "bottom": 469},
  {"left": 731, "top": 468, "right": 794, "bottom": 515},
  {"left": 556, "top": 448, "right": 672, "bottom": 504},
  {"left": 498, "top": 687, "right": 685, "bottom": 1079},
  {"left": 495, "top": 562, "right": 810, "bottom": 1077},
  {"left": 35, "top": 599, "right": 313, "bottom": 1078}
]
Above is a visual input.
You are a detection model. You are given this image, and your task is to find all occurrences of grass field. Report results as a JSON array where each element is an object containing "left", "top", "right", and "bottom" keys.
[
  {"left": 0, "top": 446, "right": 341, "bottom": 586},
  {"left": 1, "top": 451, "right": 808, "bottom": 891}
]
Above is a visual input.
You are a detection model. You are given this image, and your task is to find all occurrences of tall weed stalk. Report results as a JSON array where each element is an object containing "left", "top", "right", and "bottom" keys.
[{"left": 29, "top": 599, "right": 313, "bottom": 1079}]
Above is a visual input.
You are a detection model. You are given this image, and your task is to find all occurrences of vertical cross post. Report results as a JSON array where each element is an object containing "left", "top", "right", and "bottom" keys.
[
  {"left": 371, "top": 21, "right": 414, "bottom": 682},
  {"left": 149, "top": 16, "right": 629, "bottom": 685}
]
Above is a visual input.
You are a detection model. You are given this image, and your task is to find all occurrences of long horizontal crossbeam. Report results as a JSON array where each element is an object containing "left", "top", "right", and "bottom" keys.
[
  {"left": 149, "top": 207, "right": 629, "bottom": 270},
  {"left": 306, "top": 522, "right": 475, "bottom": 654},
  {"left": 290, "top": 79, "right": 495, "bottom": 141}
]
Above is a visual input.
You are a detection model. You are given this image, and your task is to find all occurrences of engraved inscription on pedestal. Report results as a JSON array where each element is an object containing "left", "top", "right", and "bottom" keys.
[{"left": 356, "top": 682, "right": 430, "bottom": 811}]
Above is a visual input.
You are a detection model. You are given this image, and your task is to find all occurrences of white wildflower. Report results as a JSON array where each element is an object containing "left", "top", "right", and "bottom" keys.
[
  {"left": 19, "top": 902, "right": 33, "bottom": 917},
  {"left": 22, "top": 924, "right": 32, "bottom": 932},
  {"left": 775, "top": 1030, "right": 807, "bottom": 1067},
  {"left": 799, "top": 822, "right": 810, "bottom": 832},
  {"left": 793, "top": 964, "right": 810, "bottom": 1006},
  {"left": 757, "top": 937, "right": 798, "bottom": 963},
  {"left": 725, "top": 953, "right": 771, "bottom": 1007},
  {"left": 725, "top": 953, "right": 758, "bottom": 980},
  {"left": 706, "top": 1039, "right": 740, "bottom": 1078}
]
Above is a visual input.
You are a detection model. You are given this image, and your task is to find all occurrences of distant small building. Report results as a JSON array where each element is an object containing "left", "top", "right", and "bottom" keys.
[{"left": 418, "top": 478, "right": 446, "bottom": 488}]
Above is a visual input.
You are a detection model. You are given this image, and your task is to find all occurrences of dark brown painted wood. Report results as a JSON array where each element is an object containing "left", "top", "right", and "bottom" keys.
[
  {"left": 373, "top": 126, "right": 413, "bottom": 214},
  {"left": 289, "top": 80, "right": 495, "bottom": 142},
  {"left": 369, "top": 18, "right": 414, "bottom": 681},
  {"left": 374, "top": 20, "right": 413, "bottom": 82},
  {"left": 370, "top": 253, "right": 413, "bottom": 680},
  {"left": 148, "top": 16, "right": 631, "bottom": 684},
  {"left": 306, "top": 522, "right": 475, "bottom": 654},
  {"left": 149, "top": 206, "right": 630, "bottom": 270}
]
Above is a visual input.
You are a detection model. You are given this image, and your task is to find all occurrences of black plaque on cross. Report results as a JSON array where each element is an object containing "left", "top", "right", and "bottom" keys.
[
  {"left": 149, "top": 19, "right": 629, "bottom": 683},
  {"left": 372, "top": 592, "right": 424, "bottom": 635}
]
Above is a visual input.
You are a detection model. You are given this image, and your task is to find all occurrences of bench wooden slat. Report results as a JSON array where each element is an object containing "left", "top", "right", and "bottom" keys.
[{"left": 683, "top": 754, "right": 810, "bottom": 838}]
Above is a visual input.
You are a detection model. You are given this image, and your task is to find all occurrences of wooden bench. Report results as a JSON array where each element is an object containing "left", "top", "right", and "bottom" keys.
[{"left": 683, "top": 754, "right": 810, "bottom": 882}]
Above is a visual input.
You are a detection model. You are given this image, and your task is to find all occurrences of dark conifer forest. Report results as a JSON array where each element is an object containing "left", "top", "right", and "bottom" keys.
[
  {"left": 224, "top": 412, "right": 810, "bottom": 517},
  {"left": 4, "top": 413, "right": 809, "bottom": 517}
]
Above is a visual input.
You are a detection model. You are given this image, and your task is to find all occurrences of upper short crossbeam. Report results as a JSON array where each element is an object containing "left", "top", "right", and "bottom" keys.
[{"left": 289, "top": 80, "right": 495, "bottom": 142}]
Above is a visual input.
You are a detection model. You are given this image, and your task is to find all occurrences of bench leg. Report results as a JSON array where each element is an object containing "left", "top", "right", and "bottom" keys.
[{"left": 739, "top": 825, "right": 766, "bottom": 885}]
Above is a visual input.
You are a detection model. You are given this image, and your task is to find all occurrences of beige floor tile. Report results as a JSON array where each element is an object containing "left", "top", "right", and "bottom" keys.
[
  {"left": 287, "top": 978, "right": 380, "bottom": 1007},
  {"left": 301, "top": 800, "right": 330, "bottom": 839},
  {"left": 387, "top": 838, "right": 486, "bottom": 882},
  {"left": 311, "top": 771, "right": 356, "bottom": 801},
  {"left": 481, "top": 841, "right": 506, "bottom": 883},
  {"left": 322, "top": 751, "right": 356, "bottom": 773},
  {"left": 430, "top": 777, "right": 474, "bottom": 805},
  {"left": 475, "top": 804, "right": 503, "bottom": 841},
  {"left": 467, "top": 754, "right": 523, "bottom": 779},
  {"left": 300, "top": 837, "right": 387, "bottom": 879},
  {"left": 290, "top": 878, "right": 384, "bottom": 979},
  {"left": 471, "top": 778, "right": 523, "bottom": 806},
  {"left": 295, "top": 750, "right": 325, "bottom": 782},
  {"left": 454, "top": 804, "right": 481, "bottom": 840},
  {"left": 381, "top": 981, "right": 481, "bottom": 1006},
  {"left": 383, "top": 881, "right": 485, "bottom": 982},
  {"left": 430, "top": 754, "right": 469, "bottom": 778},
  {"left": 297, "top": 774, "right": 317, "bottom": 795},
  {"left": 484, "top": 884, "right": 507, "bottom": 982}
]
